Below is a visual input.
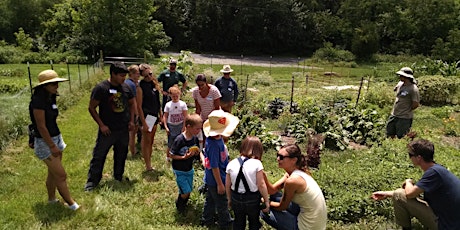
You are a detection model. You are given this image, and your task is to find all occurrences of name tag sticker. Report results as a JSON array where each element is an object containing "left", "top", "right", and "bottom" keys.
[
  {"left": 206, "top": 96, "right": 213, "bottom": 101},
  {"left": 109, "top": 89, "right": 117, "bottom": 94}
]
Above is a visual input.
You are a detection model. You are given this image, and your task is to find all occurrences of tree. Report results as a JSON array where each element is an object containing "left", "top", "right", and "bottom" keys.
[
  {"left": 44, "top": 0, "right": 171, "bottom": 58},
  {"left": 431, "top": 29, "right": 460, "bottom": 62},
  {"left": 14, "top": 28, "right": 33, "bottom": 51}
]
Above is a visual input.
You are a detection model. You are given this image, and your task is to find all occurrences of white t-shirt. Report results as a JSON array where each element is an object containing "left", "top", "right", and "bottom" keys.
[
  {"left": 226, "top": 157, "right": 263, "bottom": 193},
  {"left": 164, "top": 100, "right": 188, "bottom": 125}
]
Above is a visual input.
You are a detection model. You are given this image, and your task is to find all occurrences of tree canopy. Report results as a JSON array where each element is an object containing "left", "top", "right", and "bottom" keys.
[{"left": 1, "top": 0, "right": 460, "bottom": 60}]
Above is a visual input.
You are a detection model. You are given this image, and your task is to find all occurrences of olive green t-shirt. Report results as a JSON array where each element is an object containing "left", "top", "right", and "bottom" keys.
[{"left": 391, "top": 83, "right": 420, "bottom": 119}]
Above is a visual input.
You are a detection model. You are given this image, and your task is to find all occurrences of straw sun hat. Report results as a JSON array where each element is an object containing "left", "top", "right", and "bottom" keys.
[
  {"left": 203, "top": 110, "right": 240, "bottom": 137},
  {"left": 220, "top": 65, "right": 234, "bottom": 73},
  {"left": 34, "top": 70, "right": 68, "bottom": 88}
]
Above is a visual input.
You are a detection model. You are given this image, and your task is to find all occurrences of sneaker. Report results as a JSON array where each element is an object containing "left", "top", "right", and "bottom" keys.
[
  {"left": 68, "top": 202, "right": 80, "bottom": 211},
  {"left": 84, "top": 182, "right": 95, "bottom": 192}
]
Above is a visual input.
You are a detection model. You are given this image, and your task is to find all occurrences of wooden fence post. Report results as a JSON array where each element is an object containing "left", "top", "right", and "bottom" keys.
[
  {"left": 67, "top": 61, "right": 71, "bottom": 92},
  {"left": 290, "top": 74, "right": 295, "bottom": 113},
  {"left": 355, "top": 76, "right": 364, "bottom": 108}
]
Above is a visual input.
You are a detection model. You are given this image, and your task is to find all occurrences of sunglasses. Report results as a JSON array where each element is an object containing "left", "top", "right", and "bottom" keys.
[
  {"left": 277, "top": 154, "right": 296, "bottom": 160},
  {"left": 408, "top": 152, "right": 416, "bottom": 158}
]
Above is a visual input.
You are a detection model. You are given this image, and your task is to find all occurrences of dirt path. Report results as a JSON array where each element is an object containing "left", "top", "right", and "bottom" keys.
[{"left": 160, "top": 51, "right": 321, "bottom": 68}]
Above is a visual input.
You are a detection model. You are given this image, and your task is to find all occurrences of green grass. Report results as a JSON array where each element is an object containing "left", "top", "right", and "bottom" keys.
[{"left": 1, "top": 61, "right": 459, "bottom": 229}]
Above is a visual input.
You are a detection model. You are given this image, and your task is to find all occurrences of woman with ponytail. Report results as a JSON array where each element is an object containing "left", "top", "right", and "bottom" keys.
[{"left": 261, "top": 144, "right": 327, "bottom": 230}]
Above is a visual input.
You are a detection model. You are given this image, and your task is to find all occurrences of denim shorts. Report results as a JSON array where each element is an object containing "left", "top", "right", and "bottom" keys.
[{"left": 34, "top": 134, "right": 66, "bottom": 160}]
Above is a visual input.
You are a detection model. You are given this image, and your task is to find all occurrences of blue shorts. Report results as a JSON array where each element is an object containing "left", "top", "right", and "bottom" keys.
[
  {"left": 173, "top": 168, "right": 194, "bottom": 194},
  {"left": 34, "top": 134, "right": 66, "bottom": 160},
  {"left": 167, "top": 123, "right": 183, "bottom": 148}
]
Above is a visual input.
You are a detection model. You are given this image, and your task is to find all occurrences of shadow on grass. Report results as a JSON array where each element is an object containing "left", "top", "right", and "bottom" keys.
[
  {"left": 174, "top": 200, "right": 210, "bottom": 229},
  {"left": 32, "top": 202, "right": 75, "bottom": 226},
  {"left": 141, "top": 169, "right": 165, "bottom": 182},
  {"left": 99, "top": 178, "right": 137, "bottom": 193}
]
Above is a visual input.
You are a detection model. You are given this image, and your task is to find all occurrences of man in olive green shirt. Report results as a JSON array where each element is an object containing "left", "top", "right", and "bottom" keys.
[{"left": 386, "top": 67, "right": 420, "bottom": 138}]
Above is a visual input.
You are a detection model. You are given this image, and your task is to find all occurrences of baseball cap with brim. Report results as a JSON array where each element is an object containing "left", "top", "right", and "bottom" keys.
[
  {"left": 203, "top": 110, "right": 240, "bottom": 137},
  {"left": 396, "top": 67, "right": 414, "bottom": 79},
  {"left": 34, "top": 70, "right": 68, "bottom": 88},
  {"left": 220, "top": 65, "right": 234, "bottom": 73}
]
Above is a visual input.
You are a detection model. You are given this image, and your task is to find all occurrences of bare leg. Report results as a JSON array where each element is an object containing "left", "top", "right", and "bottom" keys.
[
  {"left": 43, "top": 155, "right": 75, "bottom": 206},
  {"left": 142, "top": 125, "right": 157, "bottom": 171},
  {"left": 46, "top": 167, "right": 57, "bottom": 201}
]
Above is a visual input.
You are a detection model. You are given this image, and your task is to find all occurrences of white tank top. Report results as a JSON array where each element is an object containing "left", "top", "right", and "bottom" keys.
[{"left": 291, "top": 169, "right": 327, "bottom": 230}]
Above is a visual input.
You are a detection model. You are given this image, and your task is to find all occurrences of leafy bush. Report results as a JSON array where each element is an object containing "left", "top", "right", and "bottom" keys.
[
  {"left": 363, "top": 82, "right": 394, "bottom": 109},
  {"left": 417, "top": 59, "right": 460, "bottom": 77},
  {"left": 418, "top": 75, "right": 460, "bottom": 105},
  {"left": 267, "top": 98, "right": 288, "bottom": 119},
  {"left": 0, "top": 45, "right": 25, "bottom": 64},
  {"left": 0, "top": 82, "right": 25, "bottom": 94},
  {"left": 282, "top": 101, "right": 386, "bottom": 150},
  {"left": 312, "top": 42, "right": 355, "bottom": 63},
  {"left": 229, "top": 108, "right": 281, "bottom": 150},
  {"left": 0, "top": 68, "right": 25, "bottom": 77}
]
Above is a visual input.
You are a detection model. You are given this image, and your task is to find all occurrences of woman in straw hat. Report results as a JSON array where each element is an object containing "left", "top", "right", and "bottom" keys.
[{"left": 29, "top": 70, "right": 79, "bottom": 210}]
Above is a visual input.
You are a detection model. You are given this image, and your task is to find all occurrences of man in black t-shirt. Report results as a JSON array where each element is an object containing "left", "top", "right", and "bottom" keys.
[{"left": 84, "top": 62, "right": 136, "bottom": 191}]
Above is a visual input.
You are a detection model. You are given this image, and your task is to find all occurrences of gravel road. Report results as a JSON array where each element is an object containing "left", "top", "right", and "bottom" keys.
[{"left": 160, "top": 51, "right": 317, "bottom": 68}]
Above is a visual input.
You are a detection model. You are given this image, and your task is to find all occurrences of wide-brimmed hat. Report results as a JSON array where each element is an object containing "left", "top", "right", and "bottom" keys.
[
  {"left": 34, "top": 70, "right": 68, "bottom": 88},
  {"left": 203, "top": 110, "right": 240, "bottom": 137},
  {"left": 220, "top": 65, "right": 234, "bottom": 73},
  {"left": 396, "top": 67, "right": 414, "bottom": 79}
]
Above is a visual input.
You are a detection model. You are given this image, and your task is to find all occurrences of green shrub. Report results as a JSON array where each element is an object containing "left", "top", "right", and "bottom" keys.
[
  {"left": 230, "top": 107, "right": 282, "bottom": 150},
  {"left": 23, "top": 52, "right": 47, "bottom": 64},
  {"left": 0, "top": 82, "right": 25, "bottom": 94},
  {"left": 363, "top": 82, "right": 394, "bottom": 108},
  {"left": 0, "top": 68, "right": 25, "bottom": 77},
  {"left": 418, "top": 75, "right": 460, "bottom": 105},
  {"left": 312, "top": 42, "right": 355, "bottom": 63},
  {"left": 0, "top": 45, "right": 25, "bottom": 64}
]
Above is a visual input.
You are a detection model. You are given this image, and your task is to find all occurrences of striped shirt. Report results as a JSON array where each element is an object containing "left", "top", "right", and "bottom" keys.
[{"left": 192, "top": 84, "right": 221, "bottom": 120}]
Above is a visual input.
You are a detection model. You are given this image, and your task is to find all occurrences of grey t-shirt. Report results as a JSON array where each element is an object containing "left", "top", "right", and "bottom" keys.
[{"left": 391, "top": 83, "right": 420, "bottom": 119}]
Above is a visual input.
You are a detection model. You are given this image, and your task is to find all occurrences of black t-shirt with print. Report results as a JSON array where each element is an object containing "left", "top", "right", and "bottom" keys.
[
  {"left": 29, "top": 90, "right": 60, "bottom": 138},
  {"left": 91, "top": 80, "right": 133, "bottom": 131},
  {"left": 170, "top": 134, "right": 199, "bottom": 171}
]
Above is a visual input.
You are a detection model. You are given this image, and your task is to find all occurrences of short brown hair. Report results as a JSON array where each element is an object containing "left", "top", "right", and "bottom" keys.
[
  {"left": 407, "top": 139, "right": 435, "bottom": 162},
  {"left": 185, "top": 114, "right": 202, "bottom": 128}
]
